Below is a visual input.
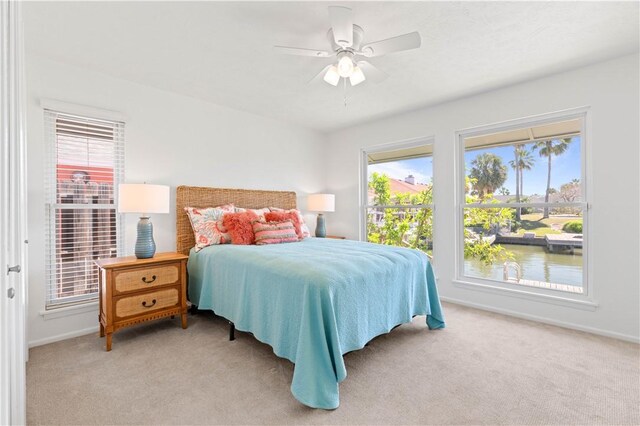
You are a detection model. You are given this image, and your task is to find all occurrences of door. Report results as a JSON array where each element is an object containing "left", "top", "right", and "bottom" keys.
[{"left": 1, "top": 0, "right": 28, "bottom": 424}]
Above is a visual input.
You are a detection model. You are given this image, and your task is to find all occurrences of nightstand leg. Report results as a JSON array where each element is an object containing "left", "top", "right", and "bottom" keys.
[
  {"left": 99, "top": 323, "right": 105, "bottom": 338},
  {"left": 181, "top": 313, "right": 188, "bottom": 329},
  {"left": 106, "top": 333, "right": 112, "bottom": 351}
]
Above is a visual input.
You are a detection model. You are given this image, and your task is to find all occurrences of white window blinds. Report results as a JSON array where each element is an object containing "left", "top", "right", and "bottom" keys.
[{"left": 44, "top": 110, "right": 125, "bottom": 308}]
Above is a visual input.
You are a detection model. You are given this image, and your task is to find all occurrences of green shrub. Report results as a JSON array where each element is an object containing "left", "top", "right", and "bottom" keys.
[{"left": 563, "top": 220, "right": 583, "bottom": 233}]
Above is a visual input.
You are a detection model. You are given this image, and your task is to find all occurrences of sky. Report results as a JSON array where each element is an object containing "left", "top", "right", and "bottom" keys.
[
  {"left": 464, "top": 136, "right": 581, "bottom": 195},
  {"left": 368, "top": 136, "right": 581, "bottom": 196},
  {"left": 369, "top": 156, "right": 433, "bottom": 185}
]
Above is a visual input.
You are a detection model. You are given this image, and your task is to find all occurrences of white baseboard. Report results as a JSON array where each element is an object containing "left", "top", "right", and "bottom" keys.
[
  {"left": 28, "top": 326, "right": 99, "bottom": 348},
  {"left": 440, "top": 296, "right": 640, "bottom": 344},
  {"left": 28, "top": 299, "right": 639, "bottom": 347}
]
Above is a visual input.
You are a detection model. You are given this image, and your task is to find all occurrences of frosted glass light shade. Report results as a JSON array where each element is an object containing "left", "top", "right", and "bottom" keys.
[
  {"left": 118, "top": 184, "right": 170, "bottom": 214},
  {"left": 337, "top": 54, "right": 354, "bottom": 77},
  {"left": 307, "top": 193, "right": 335, "bottom": 212},
  {"left": 323, "top": 66, "right": 340, "bottom": 86},
  {"left": 349, "top": 66, "right": 365, "bottom": 86}
]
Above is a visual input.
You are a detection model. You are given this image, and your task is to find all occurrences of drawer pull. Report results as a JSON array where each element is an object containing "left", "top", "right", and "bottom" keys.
[
  {"left": 142, "top": 275, "right": 157, "bottom": 284},
  {"left": 141, "top": 299, "right": 157, "bottom": 308}
]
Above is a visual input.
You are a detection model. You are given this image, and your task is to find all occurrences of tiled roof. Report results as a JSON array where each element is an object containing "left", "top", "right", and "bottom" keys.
[{"left": 368, "top": 178, "right": 430, "bottom": 202}]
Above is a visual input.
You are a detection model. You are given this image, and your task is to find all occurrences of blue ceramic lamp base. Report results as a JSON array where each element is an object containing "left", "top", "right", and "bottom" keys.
[
  {"left": 315, "top": 213, "right": 326, "bottom": 238},
  {"left": 135, "top": 216, "right": 156, "bottom": 259}
]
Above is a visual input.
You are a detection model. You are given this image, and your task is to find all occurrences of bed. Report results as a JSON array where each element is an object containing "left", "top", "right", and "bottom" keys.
[{"left": 176, "top": 186, "right": 445, "bottom": 409}]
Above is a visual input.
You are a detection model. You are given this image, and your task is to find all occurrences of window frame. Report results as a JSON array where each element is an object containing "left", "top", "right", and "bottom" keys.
[
  {"left": 44, "top": 107, "right": 125, "bottom": 309},
  {"left": 454, "top": 107, "right": 595, "bottom": 307},
  {"left": 360, "top": 136, "right": 436, "bottom": 259}
]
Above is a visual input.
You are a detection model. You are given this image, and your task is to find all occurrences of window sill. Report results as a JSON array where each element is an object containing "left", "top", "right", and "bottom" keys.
[
  {"left": 452, "top": 279, "right": 598, "bottom": 311},
  {"left": 39, "top": 301, "right": 99, "bottom": 320}
]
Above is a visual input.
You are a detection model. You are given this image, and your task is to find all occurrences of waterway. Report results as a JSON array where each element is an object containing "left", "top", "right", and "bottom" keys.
[{"left": 464, "top": 244, "right": 583, "bottom": 287}]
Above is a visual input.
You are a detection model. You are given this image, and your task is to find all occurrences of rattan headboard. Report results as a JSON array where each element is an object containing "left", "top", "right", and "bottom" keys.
[{"left": 176, "top": 186, "right": 297, "bottom": 255}]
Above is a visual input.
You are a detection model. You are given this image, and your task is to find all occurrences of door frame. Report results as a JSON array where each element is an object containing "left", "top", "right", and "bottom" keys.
[{"left": 1, "top": 0, "right": 28, "bottom": 423}]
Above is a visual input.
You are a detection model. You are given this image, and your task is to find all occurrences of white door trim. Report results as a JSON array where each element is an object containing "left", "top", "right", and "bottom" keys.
[{"left": 1, "top": 0, "right": 28, "bottom": 423}]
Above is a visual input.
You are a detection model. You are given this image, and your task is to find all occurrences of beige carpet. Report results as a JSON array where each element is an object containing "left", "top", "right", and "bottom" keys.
[{"left": 27, "top": 302, "right": 639, "bottom": 425}]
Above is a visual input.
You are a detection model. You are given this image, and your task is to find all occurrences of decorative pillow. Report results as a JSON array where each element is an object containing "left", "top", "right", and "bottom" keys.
[
  {"left": 222, "top": 210, "right": 260, "bottom": 245},
  {"left": 268, "top": 208, "right": 310, "bottom": 238},
  {"left": 264, "top": 211, "right": 304, "bottom": 240},
  {"left": 235, "top": 207, "right": 270, "bottom": 222},
  {"left": 253, "top": 220, "right": 299, "bottom": 245},
  {"left": 184, "top": 204, "right": 235, "bottom": 252}
]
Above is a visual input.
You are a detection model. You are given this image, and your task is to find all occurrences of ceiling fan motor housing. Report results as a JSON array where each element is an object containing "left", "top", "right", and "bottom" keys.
[{"left": 327, "top": 24, "right": 364, "bottom": 52}]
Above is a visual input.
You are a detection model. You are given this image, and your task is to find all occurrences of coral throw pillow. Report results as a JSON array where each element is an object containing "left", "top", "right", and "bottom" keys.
[
  {"left": 235, "top": 207, "right": 270, "bottom": 221},
  {"left": 184, "top": 204, "right": 235, "bottom": 252},
  {"left": 269, "top": 208, "right": 310, "bottom": 238},
  {"left": 253, "top": 220, "right": 299, "bottom": 245},
  {"left": 265, "top": 211, "right": 303, "bottom": 240},
  {"left": 222, "top": 210, "right": 260, "bottom": 245}
]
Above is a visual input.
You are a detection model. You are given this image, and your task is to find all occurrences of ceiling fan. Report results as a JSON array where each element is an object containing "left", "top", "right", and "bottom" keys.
[{"left": 274, "top": 6, "right": 422, "bottom": 87}]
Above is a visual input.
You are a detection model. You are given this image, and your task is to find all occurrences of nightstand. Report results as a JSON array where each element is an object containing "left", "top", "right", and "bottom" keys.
[
  {"left": 326, "top": 235, "right": 346, "bottom": 239},
  {"left": 95, "top": 252, "right": 188, "bottom": 351}
]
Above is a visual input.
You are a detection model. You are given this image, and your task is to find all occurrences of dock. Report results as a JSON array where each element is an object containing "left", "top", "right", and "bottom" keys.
[
  {"left": 545, "top": 233, "right": 583, "bottom": 252},
  {"left": 505, "top": 277, "right": 584, "bottom": 294}
]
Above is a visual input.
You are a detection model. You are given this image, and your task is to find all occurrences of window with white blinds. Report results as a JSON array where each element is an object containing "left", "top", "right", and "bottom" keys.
[{"left": 44, "top": 110, "right": 125, "bottom": 308}]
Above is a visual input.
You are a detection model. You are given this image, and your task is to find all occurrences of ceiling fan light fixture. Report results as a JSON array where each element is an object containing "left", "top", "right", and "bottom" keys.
[
  {"left": 337, "top": 52, "right": 355, "bottom": 77},
  {"left": 349, "top": 66, "right": 365, "bottom": 86},
  {"left": 323, "top": 65, "right": 340, "bottom": 86}
]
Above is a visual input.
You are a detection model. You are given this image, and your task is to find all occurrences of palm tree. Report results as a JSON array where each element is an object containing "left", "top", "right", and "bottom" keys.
[
  {"left": 509, "top": 146, "right": 522, "bottom": 221},
  {"left": 509, "top": 145, "right": 535, "bottom": 221},
  {"left": 516, "top": 148, "right": 535, "bottom": 196},
  {"left": 469, "top": 153, "right": 507, "bottom": 198},
  {"left": 534, "top": 138, "right": 571, "bottom": 218}
]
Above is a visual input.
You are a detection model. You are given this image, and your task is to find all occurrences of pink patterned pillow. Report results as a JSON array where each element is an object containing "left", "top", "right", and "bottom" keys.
[
  {"left": 253, "top": 220, "right": 299, "bottom": 245},
  {"left": 184, "top": 204, "right": 235, "bottom": 252},
  {"left": 269, "top": 208, "right": 310, "bottom": 238},
  {"left": 222, "top": 211, "right": 260, "bottom": 245}
]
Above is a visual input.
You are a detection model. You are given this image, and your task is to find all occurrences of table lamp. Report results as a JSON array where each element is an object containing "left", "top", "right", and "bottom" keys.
[
  {"left": 118, "top": 183, "right": 170, "bottom": 259},
  {"left": 307, "top": 193, "right": 335, "bottom": 238}
]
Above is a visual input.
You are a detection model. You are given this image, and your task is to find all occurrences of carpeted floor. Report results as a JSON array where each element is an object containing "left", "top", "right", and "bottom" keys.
[{"left": 27, "top": 302, "right": 639, "bottom": 425}]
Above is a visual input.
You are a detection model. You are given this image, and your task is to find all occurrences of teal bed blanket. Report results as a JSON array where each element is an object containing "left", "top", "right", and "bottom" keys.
[{"left": 188, "top": 238, "right": 445, "bottom": 409}]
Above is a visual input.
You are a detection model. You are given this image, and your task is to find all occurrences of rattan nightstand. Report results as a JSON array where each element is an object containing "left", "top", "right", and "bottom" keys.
[{"left": 95, "top": 252, "right": 188, "bottom": 351}]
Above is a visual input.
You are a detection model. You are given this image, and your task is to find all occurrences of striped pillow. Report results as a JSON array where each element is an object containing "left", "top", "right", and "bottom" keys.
[
  {"left": 269, "top": 207, "right": 311, "bottom": 238},
  {"left": 253, "top": 220, "right": 299, "bottom": 245}
]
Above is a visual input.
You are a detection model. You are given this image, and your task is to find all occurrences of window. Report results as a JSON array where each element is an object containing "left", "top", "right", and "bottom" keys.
[
  {"left": 457, "top": 111, "right": 588, "bottom": 296},
  {"left": 361, "top": 139, "right": 434, "bottom": 258},
  {"left": 45, "top": 110, "right": 124, "bottom": 308}
]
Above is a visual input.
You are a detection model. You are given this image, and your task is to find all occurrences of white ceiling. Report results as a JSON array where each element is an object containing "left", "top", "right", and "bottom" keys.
[{"left": 24, "top": 1, "right": 639, "bottom": 133}]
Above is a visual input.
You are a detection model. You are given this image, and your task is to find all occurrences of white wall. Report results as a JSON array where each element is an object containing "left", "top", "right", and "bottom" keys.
[
  {"left": 26, "top": 52, "right": 640, "bottom": 346},
  {"left": 326, "top": 54, "right": 640, "bottom": 342},
  {"left": 25, "top": 55, "right": 328, "bottom": 346}
]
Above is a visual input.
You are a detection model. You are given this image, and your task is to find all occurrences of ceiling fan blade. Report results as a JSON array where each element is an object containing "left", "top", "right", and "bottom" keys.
[
  {"left": 328, "top": 6, "right": 353, "bottom": 47},
  {"left": 308, "top": 64, "right": 333, "bottom": 84},
  {"left": 273, "top": 46, "right": 332, "bottom": 58},
  {"left": 360, "top": 31, "right": 421, "bottom": 57},
  {"left": 358, "top": 61, "right": 388, "bottom": 83}
]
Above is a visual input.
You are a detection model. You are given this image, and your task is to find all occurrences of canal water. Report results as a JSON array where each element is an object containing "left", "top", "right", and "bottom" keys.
[{"left": 464, "top": 244, "right": 583, "bottom": 287}]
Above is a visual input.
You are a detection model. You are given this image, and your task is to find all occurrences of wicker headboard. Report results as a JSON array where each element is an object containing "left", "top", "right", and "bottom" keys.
[{"left": 176, "top": 186, "right": 297, "bottom": 255}]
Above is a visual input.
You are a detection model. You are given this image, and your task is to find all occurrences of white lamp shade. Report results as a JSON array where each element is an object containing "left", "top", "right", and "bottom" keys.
[
  {"left": 337, "top": 54, "right": 354, "bottom": 77},
  {"left": 307, "top": 193, "right": 335, "bottom": 212},
  {"left": 323, "top": 65, "right": 340, "bottom": 86},
  {"left": 118, "top": 184, "right": 170, "bottom": 214},
  {"left": 349, "top": 66, "right": 365, "bottom": 86}
]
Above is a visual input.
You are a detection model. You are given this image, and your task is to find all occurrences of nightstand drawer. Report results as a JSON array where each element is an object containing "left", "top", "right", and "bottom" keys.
[
  {"left": 114, "top": 287, "right": 180, "bottom": 319},
  {"left": 114, "top": 264, "right": 179, "bottom": 294}
]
